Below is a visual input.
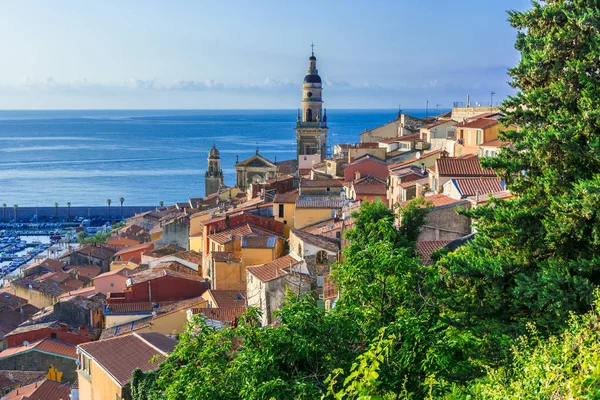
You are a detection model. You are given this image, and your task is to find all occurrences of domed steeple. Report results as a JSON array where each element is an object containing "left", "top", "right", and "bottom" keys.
[
  {"left": 205, "top": 144, "right": 223, "bottom": 196},
  {"left": 209, "top": 144, "right": 220, "bottom": 159}
]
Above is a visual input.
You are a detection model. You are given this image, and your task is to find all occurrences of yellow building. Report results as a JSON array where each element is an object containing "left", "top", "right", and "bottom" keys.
[
  {"left": 293, "top": 195, "right": 345, "bottom": 229},
  {"left": 77, "top": 332, "right": 176, "bottom": 400},
  {"left": 206, "top": 252, "right": 245, "bottom": 291},
  {"left": 273, "top": 190, "right": 299, "bottom": 238}
]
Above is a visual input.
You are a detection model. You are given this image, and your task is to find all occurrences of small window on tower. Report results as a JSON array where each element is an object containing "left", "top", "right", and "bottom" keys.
[{"left": 307, "top": 92, "right": 313, "bottom": 98}]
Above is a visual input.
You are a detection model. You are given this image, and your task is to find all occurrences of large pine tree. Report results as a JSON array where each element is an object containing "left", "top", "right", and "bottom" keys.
[{"left": 434, "top": 0, "right": 600, "bottom": 369}]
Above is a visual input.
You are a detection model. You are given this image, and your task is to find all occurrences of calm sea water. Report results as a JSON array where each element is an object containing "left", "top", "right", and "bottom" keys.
[{"left": 0, "top": 109, "right": 444, "bottom": 206}]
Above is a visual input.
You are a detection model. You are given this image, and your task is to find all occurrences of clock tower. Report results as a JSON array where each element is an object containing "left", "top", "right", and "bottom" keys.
[{"left": 295, "top": 45, "right": 328, "bottom": 171}]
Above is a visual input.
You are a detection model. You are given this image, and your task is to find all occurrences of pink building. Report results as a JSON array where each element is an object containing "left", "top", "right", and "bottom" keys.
[
  {"left": 93, "top": 268, "right": 135, "bottom": 295},
  {"left": 343, "top": 155, "right": 388, "bottom": 182}
]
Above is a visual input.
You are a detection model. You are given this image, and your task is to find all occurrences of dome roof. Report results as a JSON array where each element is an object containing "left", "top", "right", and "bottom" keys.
[
  {"left": 303, "top": 74, "right": 322, "bottom": 84},
  {"left": 309, "top": 54, "right": 316, "bottom": 61},
  {"left": 209, "top": 145, "right": 220, "bottom": 158}
]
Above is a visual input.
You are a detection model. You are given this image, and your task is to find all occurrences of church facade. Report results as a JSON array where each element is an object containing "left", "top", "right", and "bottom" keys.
[
  {"left": 205, "top": 144, "right": 224, "bottom": 196},
  {"left": 295, "top": 48, "right": 329, "bottom": 172},
  {"left": 234, "top": 149, "right": 278, "bottom": 190}
]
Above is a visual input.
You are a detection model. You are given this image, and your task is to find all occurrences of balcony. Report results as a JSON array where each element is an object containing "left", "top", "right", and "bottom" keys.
[{"left": 296, "top": 121, "right": 328, "bottom": 129}]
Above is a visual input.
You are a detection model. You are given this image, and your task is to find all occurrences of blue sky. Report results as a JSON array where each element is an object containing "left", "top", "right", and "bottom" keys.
[{"left": 0, "top": 0, "right": 530, "bottom": 109}]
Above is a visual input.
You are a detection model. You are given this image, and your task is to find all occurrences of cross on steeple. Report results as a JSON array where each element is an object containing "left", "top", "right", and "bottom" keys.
[{"left": 311, "top": 42, "right": 314, "bottom": 55}]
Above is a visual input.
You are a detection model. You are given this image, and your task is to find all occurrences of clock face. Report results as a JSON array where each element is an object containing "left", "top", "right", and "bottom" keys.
[{"left": 307, "top": 91, "right": 313, "bottom": 98}]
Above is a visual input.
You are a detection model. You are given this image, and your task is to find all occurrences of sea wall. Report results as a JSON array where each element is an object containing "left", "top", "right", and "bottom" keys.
[{"left": 1, "top": 206, "right": 156, "bottom": 221}]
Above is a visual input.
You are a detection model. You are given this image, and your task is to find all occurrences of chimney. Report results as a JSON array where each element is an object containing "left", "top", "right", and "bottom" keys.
[
  {"left": 59, "top": 322, "right": 68, "bottom": 332},
  {"left": 79, "top": 326, "right": 88, "bottom": 338}
]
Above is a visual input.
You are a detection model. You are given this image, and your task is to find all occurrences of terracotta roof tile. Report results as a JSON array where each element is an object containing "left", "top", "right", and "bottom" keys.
[
  {"left": 78, "top": 333, "right": 176, "bottom": 386},
  {"left": 241, "top": 235, "right": 277, "bottom": 248},
  {"left": 60, "top": 245, "right": 116, "bottom": 260},
  {"left": 480, "top": 139, "right": 511, "bottom": 147},
  {"left": 436, "top": 157, "right": 496, "bottom": 177},
  {"left": 0, "top": 371, "right": 45, "bottom": 391},
  {"left": 206, "top": 290, "right": 246, "bottom": 308},
  {"left": 107, "top": 302, "right": 153, "bottom": 314},
  {"left": 455, "top": 118, "right": 499, "bottom": 130},
  {"left": 246, "top": 255, "right": 303, "bottom": 283},
  {"left": 273, "top": 189, "right": 299, "bottom": 203},
  {"left": 417, "top": 240, "right": 452, "bottom": 265},
  {"left": 2, "top": 378, "right": 72, "bottom": 400},
  {"left": 130, "top": 268, "right": 203, "bottom": 285},
  {"left": 0, "top": 338, "right": 77, "bottom": 360},
  {"left": 452, "top": 177, "right": 504, "bottom": 197}
]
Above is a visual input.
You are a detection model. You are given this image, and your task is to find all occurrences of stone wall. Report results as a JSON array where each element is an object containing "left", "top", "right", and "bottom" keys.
[
  {"left": 419, "top": 203, "right": 471, "bottom": 241},
  {"left": 0, "top": 352, "right": 77, "bottom": 383}
]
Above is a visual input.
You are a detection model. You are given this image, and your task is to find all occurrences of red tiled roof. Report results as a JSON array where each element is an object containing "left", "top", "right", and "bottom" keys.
[
  {"left": 206, "top": 290, "right": 246, "bottom": 308},
  {"left": 60, "top": 244, "right": 116, "bottom": 260},
  {"left": 436, "top": 157, "right": 496, "bottom": 177},
  {"left": 24, "top": 258, "right": 65, "bottom": 273},
  {"left": 208, "top": 223, "right": 280, "bottom": 245},
  {"left": 455, "top": 118, "right": 498, "bottom": 130},
  {"left": 0, "top": 371, "right": 45, "bottom": 391},
  {"left": 417, "top": 240, "right": 452, "bottom": 265},
  {"left": 94, "top": 268, "right": 135, "bottom": 280},
  {"left": 0, "top": 338, "right": 77, "bottom": 360},
  {"left": 352, "top": 175, "right": 387, "bottom": 195},
  {"left": 468, "top": 190, "right": 513, "bottom": 204},
  {"left": 273, "top": 189, "right": 299, "bottom": 203},
  {"left": 301, "top": 179, "right": 344, "bottom": 188},
  {"left": 421, "top": 119, "right": 456, "bottom": 129},
  {"left": 193, "top": 307, "right": 246, "bottom": 323},
  {"left": 113, "top": 242, "right": 154, "bottom": 257},
  {"left": 347, "top": 154, "right": 387, "bottom": 166},
  {"left": 78, "top": 333, "right": 176, "bottom": 387},
  {"left": 166, "top": 250, "right": 203, "bottom": 265},
  {"left": 2, "top": 378, "right": 72, "bottom": 400},
  {"left": 108, "top": 302, "right": 153, "bottom": 314},
  {"left": 397, "top": 133, "right": 422, "bottom": 142},
  {"left": 452, "top": 177, "right": 504, "bottom": 197},
  {"left": 246, "top": 255, "right": 303, "bottom": 283}
]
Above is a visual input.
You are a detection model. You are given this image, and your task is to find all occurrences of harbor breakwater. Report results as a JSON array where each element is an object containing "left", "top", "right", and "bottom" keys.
[{"left": 0, "top": 206, "right": 156, "bottom": 221}]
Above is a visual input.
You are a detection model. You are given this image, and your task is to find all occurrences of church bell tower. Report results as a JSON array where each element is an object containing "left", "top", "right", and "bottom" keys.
[
  {"left": 205, "top": 144, "right": 224, "bottom": 196},
  {"left": 295, "top": 45, "right": 328, "bottom": 171}
]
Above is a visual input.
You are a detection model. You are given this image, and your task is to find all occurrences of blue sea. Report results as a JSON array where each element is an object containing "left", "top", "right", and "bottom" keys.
[{"left": 0, "top": 109, "right": 444, "bottom": 206}]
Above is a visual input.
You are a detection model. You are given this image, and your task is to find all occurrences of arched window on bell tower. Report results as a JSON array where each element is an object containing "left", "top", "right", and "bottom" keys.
[{"left": 306, "top": 108, "right": 313, "bottom": 122}]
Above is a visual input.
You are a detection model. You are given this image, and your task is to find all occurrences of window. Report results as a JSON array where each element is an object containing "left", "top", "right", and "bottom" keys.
[
  {"left": 298, "top": 244, "right": 302, "bottom": 256},
  {"left": 476, "top": 130, "right": 482, "bottom": 145},
  {"left": 336, "top": 232, "right": 341, "bottom": 239},
  {"left": 316, "top": 250, "right": 328, "bottom": 264},
  {"left": 326, "top": 187, "right": 331, "bottom": 192},
  {"left": 51, "top": 333, "right": 57, "bottom": 339},
  {"left": 278, "top": 204, "right": 284, "bottom": 218},
  {"left": 110, "top": 283, "right": 114, "bottom": 287},
  {"left": 317, "top": 275, "right": 324, "bottom": 287}
]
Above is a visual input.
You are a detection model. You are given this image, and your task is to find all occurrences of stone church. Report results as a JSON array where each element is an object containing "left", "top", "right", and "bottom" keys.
[
  {"left": 234, "top": 149, "right": 278, "bottom": 190},
  {"left": 209, "top": 47, "right": 329, "bottom": 192}
]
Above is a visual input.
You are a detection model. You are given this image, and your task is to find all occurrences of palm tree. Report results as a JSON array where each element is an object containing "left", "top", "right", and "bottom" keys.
[
  {"left": 13, "top": 204, "right": 18, "bottom": 222},
  {"left": 159, "top": 201, "right": 164, "bottom": 207},
  {"left": 2, "top": 204, "right": 6, "bottom": 221},
  {"left": 66, "top": 202, "right": 71, "bottom": 220},
  {"left": 54, "top": 202, "right": 59, "bottom": 220},
  {"left": 119, "top": 197, "right": 125, "bottom": 220},
  {"left": 106, "top": 199, "right": 112, "bottom": 220}
]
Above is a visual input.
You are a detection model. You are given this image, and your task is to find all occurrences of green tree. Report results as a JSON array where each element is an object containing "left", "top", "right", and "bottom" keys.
[
  {"left": 106, "top": 199, "right": 112, "bottom": 219},
  {"left": 429, "top": 0, "right": 600, "bottom": 382}
]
